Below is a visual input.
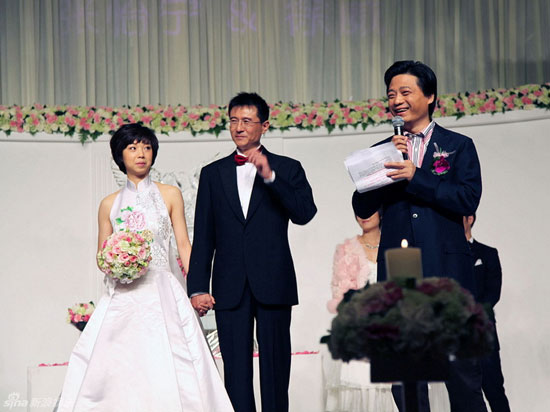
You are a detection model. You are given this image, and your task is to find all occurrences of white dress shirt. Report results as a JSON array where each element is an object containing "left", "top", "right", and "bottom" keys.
[{"left": 236, "top": 148, "right": 275, "bottom": 219}]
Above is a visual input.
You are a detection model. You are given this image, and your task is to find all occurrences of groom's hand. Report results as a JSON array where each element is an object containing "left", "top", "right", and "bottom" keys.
[
  {"left": 191, "top": 293, "right": 215, "bottom": 317},
  {"left": 248, "top": 151, "right": 273, "bottom": 180}
]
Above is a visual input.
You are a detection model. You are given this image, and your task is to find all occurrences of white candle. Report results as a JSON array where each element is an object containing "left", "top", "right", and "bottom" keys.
[{"left": 384, "top": 239, "right": 423, "bottom": 280}]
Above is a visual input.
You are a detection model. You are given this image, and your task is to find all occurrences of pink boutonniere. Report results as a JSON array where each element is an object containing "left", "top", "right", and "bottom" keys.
[{"left": 431, "top": 143, "right": 455, "bottom": 175}]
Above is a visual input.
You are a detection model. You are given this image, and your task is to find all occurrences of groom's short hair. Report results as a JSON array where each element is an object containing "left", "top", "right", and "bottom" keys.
[{"left": 228, "top": 92, "right": 270, "bottom": 123}]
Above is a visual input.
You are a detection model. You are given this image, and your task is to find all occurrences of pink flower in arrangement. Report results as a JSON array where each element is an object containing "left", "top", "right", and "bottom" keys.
[
  {"left": 204, "top": 115, "right": 211, "bottom": 121},
  {"left": 213, "top": 111, "right": 221, "bottom": 118},
  {"left": 141, "top": 115, "right": 153, "bottom": 124},
  {"left": 182, "top": 121, "right": 189, "bottom": 127},
  {"left": 503, "top": 96, "right": 515, "bottom": 109},
  {"left": 119, "top": 252, "right": 130, "bottom": 263},
  {"left": 160, "top": 120, "right": 166, "bottom": 127},
  {"left": 271, "top": 109, "right": 280, "bottom": 117},
  {"left": 65, "top": 116, "right": 76, "bottom": 127},
  {"left": 315, "top": 116, "right": 324, "bottom": 127},
  {"left": 534, "top": 90, "right": 542, "bottom": 97},
  {"left": 329, "top": 116, "right": 337, "bottom": 125},
  {"left": 522, "top": 96, "right": 533, "bottom": 104},
  {"left": 209, "top": 120, "right": 216, "bottom": 128},
  {"left": 80, "top": 118, "right": 91, "bottom": 130},
  {"left": 432, "top": 157, "right": 450, "bottom": 175},
  {"left": 138, "top": 246, "right": 147, "bottom": 260},
  {"left": 189, "top": 113, "right": 199, "bottom": 120}
]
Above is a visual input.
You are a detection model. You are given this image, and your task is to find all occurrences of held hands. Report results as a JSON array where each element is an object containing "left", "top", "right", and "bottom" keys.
[
  {"left": 386, "top": 134, "right": 416, "bottom": 181},
  {"left": 248, "top": 150, "right": 273, "bottom": 180},
  {"left": 190, "top": 294, "right": 215, "bottom": 317}
]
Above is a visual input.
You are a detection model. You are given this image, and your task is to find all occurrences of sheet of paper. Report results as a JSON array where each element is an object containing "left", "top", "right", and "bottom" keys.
[{"left": 344, "top": 142, "right": 405, "bottom": 193}]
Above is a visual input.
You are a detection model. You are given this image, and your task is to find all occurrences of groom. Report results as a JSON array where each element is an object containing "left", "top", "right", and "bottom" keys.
[{"left": 187, "top": 92, "right": 317, "bottom": 412}]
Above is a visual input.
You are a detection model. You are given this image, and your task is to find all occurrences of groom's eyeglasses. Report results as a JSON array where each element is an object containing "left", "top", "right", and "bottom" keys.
[{"left": 229, "top": 118, "right": 263, "bottom": 128}]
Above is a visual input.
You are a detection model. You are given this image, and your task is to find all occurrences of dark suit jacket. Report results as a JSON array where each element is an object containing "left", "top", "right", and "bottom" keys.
[
  {"left": 187, "top": 148, "right": 317, "bottom": 310},
  {"left": 470, "top": 239, "right": 502, "bottom": 308},
  {"left": 469, "top": 238, "right": 503, "bottom": 351},
  {"left": 353, "top": 124, "right": 482, "bottom": 294}
]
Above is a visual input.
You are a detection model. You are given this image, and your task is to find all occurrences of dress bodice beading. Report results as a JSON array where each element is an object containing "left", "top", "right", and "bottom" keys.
[{"left": 110, "top": 176, "right": 172, "bottom": 272}]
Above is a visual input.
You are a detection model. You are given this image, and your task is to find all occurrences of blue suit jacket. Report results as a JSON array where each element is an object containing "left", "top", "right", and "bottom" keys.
[
  {"left": 187, "top": 148, "right": 317, "bottom": 310},
  {"left": 352, "top": 124, "right": 482, "bottom": 293}
]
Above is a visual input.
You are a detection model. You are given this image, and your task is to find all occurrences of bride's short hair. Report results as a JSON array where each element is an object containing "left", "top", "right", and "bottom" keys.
[{"left": 110, "top": 123, "right": 159, "bottom": 174}]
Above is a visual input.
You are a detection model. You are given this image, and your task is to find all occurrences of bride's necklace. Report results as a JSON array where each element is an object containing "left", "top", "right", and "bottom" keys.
[{"left": 360, "top": 241, "right": 379, "bottom": 249}]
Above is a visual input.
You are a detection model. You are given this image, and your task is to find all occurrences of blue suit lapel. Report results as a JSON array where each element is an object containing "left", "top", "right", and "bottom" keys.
[
  {"left": 218, "top": 153, "right": 246, "bottom": 224},
  {"left": 421, "top": 124, "right": 451, "bottom": 172}
]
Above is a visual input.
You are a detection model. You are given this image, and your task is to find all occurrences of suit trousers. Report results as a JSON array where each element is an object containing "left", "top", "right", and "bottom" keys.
[
  {"left": 215, "top": 282, "right": 292, "bottom": 412},
  {"left": 481, "top": 350, "right": 511, "bottom": 412},
  {"left": 392, "top": 359, "right": 487, "bottom": 412}
]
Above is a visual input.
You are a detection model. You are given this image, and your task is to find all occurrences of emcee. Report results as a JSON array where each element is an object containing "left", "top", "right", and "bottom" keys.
[{"left": 352, "top": 61, "right": 485, "bottom": 412}]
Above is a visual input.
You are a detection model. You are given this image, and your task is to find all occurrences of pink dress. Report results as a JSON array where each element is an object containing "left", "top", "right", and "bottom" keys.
[{"left": 325, "top": 236, "right": 397, "bottom": 412}]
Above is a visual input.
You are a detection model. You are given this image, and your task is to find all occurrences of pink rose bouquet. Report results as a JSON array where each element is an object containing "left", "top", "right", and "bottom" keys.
[
  {"left": 97, "top": 229, "right": 153, "bottom": 284},
  {"left": 67, "top": 301, "right": 95, "bottom": 331}
]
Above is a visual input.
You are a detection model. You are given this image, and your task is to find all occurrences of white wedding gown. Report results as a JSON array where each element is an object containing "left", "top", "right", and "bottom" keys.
[{"left": 58, "top": 176, "right": 233, "bottom": 412}]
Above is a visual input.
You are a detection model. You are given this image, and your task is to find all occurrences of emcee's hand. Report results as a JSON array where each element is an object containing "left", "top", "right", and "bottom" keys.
[
  {"left": 190, "top": 294, "right": 216, "bottom": 317},
  {"left": 385, "top": 160, "right": 416, "bottom": 181},
  {"left": 248, "top": 150, "right": 273, "bottom": 180},
  {"left": 391, "top": 134, "right": 409, "bottom": 157}
]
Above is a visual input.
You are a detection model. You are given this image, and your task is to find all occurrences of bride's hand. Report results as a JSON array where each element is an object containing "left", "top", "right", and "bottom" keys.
[{"left": 191, "top": 294, "right": 215, "bottom": 316}]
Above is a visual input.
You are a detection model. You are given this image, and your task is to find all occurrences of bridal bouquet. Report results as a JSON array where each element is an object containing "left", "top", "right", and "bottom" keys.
[
  {"left": 97, "top": 229, "right": 153, "bottom": 283},
  {"left": 67, "top": 301, "right": 95, "bottom": 331},
  {"left": 323, "top": 277, "right": 494, "bottom": 362}
]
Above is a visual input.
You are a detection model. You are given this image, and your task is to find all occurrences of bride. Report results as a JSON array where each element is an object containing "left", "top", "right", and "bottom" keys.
[{"left": 58, "top": 124, "right": 233, "bottom": 412}]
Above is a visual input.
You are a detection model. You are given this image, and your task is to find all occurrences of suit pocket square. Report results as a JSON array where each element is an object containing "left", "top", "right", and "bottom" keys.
[{"left": 474, "top": 258, "right": 483, "bottom": 266}]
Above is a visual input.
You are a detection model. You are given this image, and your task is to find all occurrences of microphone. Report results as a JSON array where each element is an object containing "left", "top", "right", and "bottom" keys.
[{"left": 392, "top": 116, "right": 407, "bottom": 160}]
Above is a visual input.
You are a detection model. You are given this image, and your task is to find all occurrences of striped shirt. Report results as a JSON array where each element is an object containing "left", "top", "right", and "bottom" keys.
[{"left": 405, "top": 121, "right": 436, "bottom": 167}]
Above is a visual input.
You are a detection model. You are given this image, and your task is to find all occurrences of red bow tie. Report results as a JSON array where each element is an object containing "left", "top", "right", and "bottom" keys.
[{"left": 234, "top": 154, "right": 248, "bottom": 166}]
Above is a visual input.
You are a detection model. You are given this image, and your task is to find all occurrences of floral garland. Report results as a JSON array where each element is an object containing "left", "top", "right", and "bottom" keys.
[{"left": 1, "top": 83, "right": 548, "bottom": 143}]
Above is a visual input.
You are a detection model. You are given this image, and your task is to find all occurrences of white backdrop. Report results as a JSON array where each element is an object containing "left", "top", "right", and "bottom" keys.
[{"left": 1, "top": 109, "right": 549, "bottom": 411}]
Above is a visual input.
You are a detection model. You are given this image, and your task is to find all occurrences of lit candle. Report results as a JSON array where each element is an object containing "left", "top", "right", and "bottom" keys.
[{"left": 384, "top": 239, "right": 423, "bottom": 280}]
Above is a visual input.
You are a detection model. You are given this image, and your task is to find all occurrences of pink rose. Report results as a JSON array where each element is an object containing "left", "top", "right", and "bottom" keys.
[
  {"left": 119, "top": 252, "right": 130, "bottom": 263},
  {"left": 138, "top": 247, "right": 147, "bottom": 259},
  {"left": 432, "top": 157, "right": 450, "bottom": 175},
  {"left": 125, "top": 211, "right": 146, "bottom": 231}
]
